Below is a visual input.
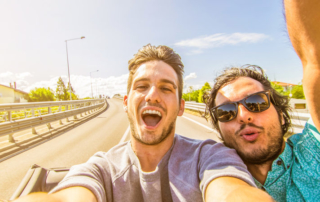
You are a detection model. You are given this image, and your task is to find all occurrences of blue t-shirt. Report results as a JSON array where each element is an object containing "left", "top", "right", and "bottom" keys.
[{"left": 254, "top": 119, "right": 320, "bottom": 202}]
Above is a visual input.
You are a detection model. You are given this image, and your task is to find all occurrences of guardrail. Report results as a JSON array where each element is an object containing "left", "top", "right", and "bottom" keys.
[{"left": 0, "top": 99, "right": 106, "bottom": 143}]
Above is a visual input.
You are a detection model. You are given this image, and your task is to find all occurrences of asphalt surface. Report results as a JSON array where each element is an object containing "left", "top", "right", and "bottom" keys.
[{"left": 0, "top": 98, "right": 219, "bottom": 200}]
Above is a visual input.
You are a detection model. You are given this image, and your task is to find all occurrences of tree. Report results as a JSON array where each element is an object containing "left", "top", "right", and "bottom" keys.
[
  {"left": 289, "top": 84, "right": 305, "bottom": 99},
  {"left": 182, "top": 88, "right": 200, "bottom": 102},
  {"left": 56, "top": 77, "right": 67, "bottom": 101},
  {"left": 271, "top": 82, "right": 305, "bottom": 99},
  {"left": 198, "top": 82, "right": 211, "bottom": 103},
  {"left": 66, "top": 82, "right": 78, "bottom": 100},
  {"left": 271, "top": 82, "right": 285, "bottom": 94},
  {"left": 27, "top": 87, "right": 55, "bottom": 102}
]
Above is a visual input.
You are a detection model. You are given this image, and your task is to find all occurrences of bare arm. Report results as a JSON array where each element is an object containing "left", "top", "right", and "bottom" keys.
[
  {"left": 12, "top": 187, "right": 97, "bottom": 202},
  {"left": 205, "top": 177, "right": 274, "bottom": 202},
  {"left": 284, "top": 0, "right": 320, "bottom": 131}
]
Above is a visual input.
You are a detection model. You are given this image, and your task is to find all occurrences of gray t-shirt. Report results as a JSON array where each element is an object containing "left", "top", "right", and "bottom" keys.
[{"left": 51, "top": 134, "right": 255, "bottom": 202}]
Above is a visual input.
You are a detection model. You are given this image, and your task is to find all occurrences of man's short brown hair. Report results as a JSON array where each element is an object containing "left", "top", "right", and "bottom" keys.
[{"left": 127, "top": 44, "right": 184, "bottom": 101}]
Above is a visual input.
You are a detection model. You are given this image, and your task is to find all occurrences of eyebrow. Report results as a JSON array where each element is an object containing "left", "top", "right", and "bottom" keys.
[
  {"left": 159, "top": 79, "right": 177, "bottom": 89},
  {"left": 133, "top": 78, "right": 177, "bottom": 89},
  {"left": 216, "top": 99, "right": 232, "bottom": 106}
]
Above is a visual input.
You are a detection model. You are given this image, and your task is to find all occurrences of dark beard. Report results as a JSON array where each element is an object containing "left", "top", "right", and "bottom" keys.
[
  {"left": 128, "top": 114, "right": 175, "bottom": 146},
  {"left": 237, "top": 135, "right": 283, "bottom": 165},
  {"left": 224, "top": 123, "right": 284, "bottom": 164}
]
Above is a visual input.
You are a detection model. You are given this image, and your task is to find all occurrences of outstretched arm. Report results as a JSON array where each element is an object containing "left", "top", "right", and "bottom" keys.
[
  {"left": 205, "top": 177, "right": 274, "bottom": 202},
  {"left": 284, "top": 0, "right": 320, "bottom": 131},
  {"left": 12, "top": 187, "right": 97, "bottom": 202}
]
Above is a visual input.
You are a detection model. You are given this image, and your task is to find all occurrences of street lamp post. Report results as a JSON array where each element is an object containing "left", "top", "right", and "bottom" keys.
[
  {"left": 289, "top": 85, "right": 292, "bottom": 98},
  {"left": 90, "top": 70, "right": 99, "bottom": 98},
  {"left": 65, "top": 36, "right": 85, "bottom": 100}
]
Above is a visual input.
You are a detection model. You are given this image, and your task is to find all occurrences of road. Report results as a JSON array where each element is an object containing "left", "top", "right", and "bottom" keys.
[{"left": 0, "top": 98, "right": 219, "bottom": 200}]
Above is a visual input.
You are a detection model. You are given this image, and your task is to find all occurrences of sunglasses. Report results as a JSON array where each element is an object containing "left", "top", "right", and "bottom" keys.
[{"left": 211, "top": 90, "right": 272, "bottom": 122}]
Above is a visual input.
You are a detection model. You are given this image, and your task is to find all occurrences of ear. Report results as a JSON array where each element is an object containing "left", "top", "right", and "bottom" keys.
[
  {"left": 178, "top": 99, "right": 185, "bottom": 116},
  {"left": 123, "top": 95, "right": 128, "bottom": 113}
]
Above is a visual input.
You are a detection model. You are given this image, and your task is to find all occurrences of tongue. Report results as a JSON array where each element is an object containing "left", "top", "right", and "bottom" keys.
[{"left": 144, "top": 115, "right": 161, "bottom": 127}]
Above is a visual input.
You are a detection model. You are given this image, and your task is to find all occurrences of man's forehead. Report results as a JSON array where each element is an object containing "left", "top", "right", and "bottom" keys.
[
  {"left": 132, "top": 61, "right": 178, "bottom": 85},
  {"left": 216, "top": 77, "right": 264, "bottom": 103}
]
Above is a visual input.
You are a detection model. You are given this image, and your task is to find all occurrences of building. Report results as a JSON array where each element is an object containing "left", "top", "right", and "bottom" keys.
[
  {"left": 273, "top": 81, "right": 308, "bottom": 112},
  {"left": 289, "top": 98, "right": 308, "bottom": 113},
  {"left": 272, "top": 81, "right": 297, "bottom": 92},
  {"left": 0, "top": 83, "right": 28, "bottom": 104}
]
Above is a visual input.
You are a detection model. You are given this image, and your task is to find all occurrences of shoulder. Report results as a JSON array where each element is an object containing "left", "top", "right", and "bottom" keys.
[
  {"left": 174, "top": 134, "right": 238, "bottom": 156},
  {"left": 288, "top": 118, "right": 320, "bottom": 146},
  {"left": 91, "top": 141, "right": 129, "bottom": 161},
  {"left": 88, "top": 142, "right": 133, "bottom": 174},
  {"left": 172, "top": 134, "right": 245, "bottom": 167},
  {"left": 174, "top": 134, "right": 217, "bottom": 148}
]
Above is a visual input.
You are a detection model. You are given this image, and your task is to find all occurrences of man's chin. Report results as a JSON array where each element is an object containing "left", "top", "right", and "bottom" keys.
[
  {"left": 133, "top": 122, "right": 175, "bottom": 146},
  {"left": 133, "top": 133, "right": 168, "bottom": 145},
  {"left": 238, "top": 147, "right": 281, "bottom": 165}
]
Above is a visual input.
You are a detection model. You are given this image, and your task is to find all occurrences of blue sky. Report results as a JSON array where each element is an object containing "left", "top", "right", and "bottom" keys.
[{"left": 0, "top": 0, "right": 302, "bottom": 97}]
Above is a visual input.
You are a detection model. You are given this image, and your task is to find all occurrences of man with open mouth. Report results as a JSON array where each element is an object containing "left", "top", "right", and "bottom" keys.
[
  {"left": 14, "top": 44, "right": 274, "bottom": 202},
  {"left": 204, "top": 0, "right": 320, "bottom": 201}
]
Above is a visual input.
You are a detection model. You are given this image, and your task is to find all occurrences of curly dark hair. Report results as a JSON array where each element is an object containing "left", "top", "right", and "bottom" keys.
[{"left": 204, "top": 64, "right": 291, "bottom": 136}]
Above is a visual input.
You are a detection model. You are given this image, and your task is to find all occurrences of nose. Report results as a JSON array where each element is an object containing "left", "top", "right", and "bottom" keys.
[
  {"left": 145, "top": 86, "right": 161, "bottom": 103},
  {"left": 236, "top": 103, "right": 254, "bottom": 123}
]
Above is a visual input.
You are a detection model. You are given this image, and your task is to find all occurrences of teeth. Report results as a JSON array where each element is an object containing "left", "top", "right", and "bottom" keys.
[{"left": 142, "top": 109, "right": 162, "bottom": 117}]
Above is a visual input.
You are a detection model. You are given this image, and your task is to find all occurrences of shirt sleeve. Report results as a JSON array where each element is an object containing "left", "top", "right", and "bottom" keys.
[
  {"left": 198, "top": 141, "right": 256, "bottom": 200},
  {"left": 49, "top": 152, "right": 110, "bottom": 202}
]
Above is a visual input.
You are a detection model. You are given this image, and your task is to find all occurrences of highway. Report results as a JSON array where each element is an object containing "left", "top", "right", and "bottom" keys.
[{"left": 0, "top": 98, "right": 220, "bottom": 200}]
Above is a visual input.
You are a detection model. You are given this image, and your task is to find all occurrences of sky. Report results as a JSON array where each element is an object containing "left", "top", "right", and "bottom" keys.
[{"left": 0, "top": 0, "right": 303, "bottom": 98}]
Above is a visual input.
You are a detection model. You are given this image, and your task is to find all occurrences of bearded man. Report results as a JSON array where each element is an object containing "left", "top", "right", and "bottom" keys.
[{"left": 205, "top": 0, "right": 320, "bottom": 201}]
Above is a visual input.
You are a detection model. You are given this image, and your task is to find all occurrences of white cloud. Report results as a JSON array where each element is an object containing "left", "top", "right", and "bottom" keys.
[
  {"left": 0, "top": 72, "right": 14, "bottom": 78},
  {"left": 16, "top": 72, "right": 33, "bottom": 80},
  {"left": 24, "top": 74, "right": 129, "bottom": 98},
  {"left": 0, "top": 71, "right": 33, "bottom": 90},
  {"left": 184, "top": 73, "right": 197, "bottom": 81},
  {"left": 175, "top": 33, "right": 270, "bottom": 51}
]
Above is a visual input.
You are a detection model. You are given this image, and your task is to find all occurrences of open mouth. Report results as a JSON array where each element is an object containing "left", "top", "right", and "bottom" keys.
[{"left": 142, "top": 110, "right": 162, "bottom": 127}]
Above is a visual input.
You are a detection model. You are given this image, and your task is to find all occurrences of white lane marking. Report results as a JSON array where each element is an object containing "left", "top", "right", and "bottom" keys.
[
  {"left": 119, "top": 126, "right": 130, "bottom": 143},
  {"left": 181, "top": 115, "right": 216, "bottom": 132}
]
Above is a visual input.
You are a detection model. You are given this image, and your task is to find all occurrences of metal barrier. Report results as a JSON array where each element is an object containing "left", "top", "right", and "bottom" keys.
[{"left": 0, "top": 99, "right": 106, "bottom": 143}]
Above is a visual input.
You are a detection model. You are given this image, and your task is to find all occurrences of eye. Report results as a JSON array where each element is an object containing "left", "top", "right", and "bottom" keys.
[
  {"left": 161, "top": 86, "right": 172, "bottom": 92},
  {"left": 136, "top": 85, "right": 148, "bottom": 90}
]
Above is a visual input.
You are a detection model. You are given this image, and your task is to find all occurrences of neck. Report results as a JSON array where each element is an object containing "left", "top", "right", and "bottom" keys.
[
  {"left": 131, "top": 134, "right": 174, "bottom": 172},
  {"left": 246, "top": 140, "right": 286, "bottom": 184},
  {"left": 246, "top": 160, "right": 273, "bottom": 184}
]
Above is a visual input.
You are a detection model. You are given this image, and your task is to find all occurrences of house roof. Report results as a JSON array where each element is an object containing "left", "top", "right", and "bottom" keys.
[
  {"left": 0, "top": 84, "right": 28, "bottom": 94},
  {"left": 272, "top": 81, "right": 297, "bottom": 87}
]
